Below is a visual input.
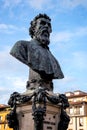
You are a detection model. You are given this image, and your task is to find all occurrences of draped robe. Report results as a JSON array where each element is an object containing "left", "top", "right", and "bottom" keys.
[{"left": 10, "top": 39, "right": 64, "bottom": 81}]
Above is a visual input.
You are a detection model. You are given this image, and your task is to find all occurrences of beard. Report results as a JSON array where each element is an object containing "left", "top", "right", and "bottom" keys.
[{"left": 34, "top": 28, "right": 50, "bottom": 46}]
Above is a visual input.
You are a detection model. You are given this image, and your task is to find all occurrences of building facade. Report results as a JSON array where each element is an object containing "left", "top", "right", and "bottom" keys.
[
  {"left": 0, "top": 104, "right": 12, "bottom": 130},
  {"left": 65, "top": 90, "right": 87, "bottom": 130}
]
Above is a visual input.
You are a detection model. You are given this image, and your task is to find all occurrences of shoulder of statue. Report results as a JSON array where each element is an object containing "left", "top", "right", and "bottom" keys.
[
  {"left": 15, "top": 40, "right": 30, "bottom": 46},
  {"left": 10, "top": 40, "right": 31, "bottom": 56}
]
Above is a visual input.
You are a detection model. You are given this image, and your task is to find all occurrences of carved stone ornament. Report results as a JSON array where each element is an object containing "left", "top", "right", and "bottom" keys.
[{"left": 7, "top": 88, "right": 70, "bottom": 130}]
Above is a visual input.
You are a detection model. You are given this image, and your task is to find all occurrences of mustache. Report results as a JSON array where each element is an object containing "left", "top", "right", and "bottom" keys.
[{"left": 35, "top": 27, "right": 49, "bottom": 37}]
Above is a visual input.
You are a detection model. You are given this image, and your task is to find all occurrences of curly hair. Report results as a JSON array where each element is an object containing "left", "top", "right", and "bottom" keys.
[{"left": 29, "top": 13, "right": 51, "bottom": 38}]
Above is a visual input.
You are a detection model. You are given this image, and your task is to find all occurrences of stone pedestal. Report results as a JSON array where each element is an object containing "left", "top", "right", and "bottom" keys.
[
  {"left": 16, "top": 102, "right": 61, "bottom": 130},
  {"left": 6, "top": 89, "right": 70, "bottom": 130}
]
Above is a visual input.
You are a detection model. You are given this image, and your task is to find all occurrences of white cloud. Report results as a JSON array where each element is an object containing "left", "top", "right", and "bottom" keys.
[
  {"left": 0, "top": 86, "right": 7, "bottom": 91},
  {"left": 51, "top": 26, "right": 87, "bottom": 43},
  {"left": 28, "top": 0, "right": 53, "bottom": 10},
  {"left": 60, "top": 0, "right": 87, "bottom": 9},
  {"left": 54, "top": 75, "right": 75, "bottom": 87},
  {"left": 3, "top": 0, "right": 22, "bottom": 8},
  {"left": 28, "top": 0, "right": 87, "bottom": 10},
  {"left": 0, "top": 94, "right": 9, "bottom": 104},
  {"left": 0, "top": 46, "right": 28, "bottom": 94},
  {"left": 7, "top": 76, "right": 26, "bottom": 90},
  {"left": 0, "top": 76, "right": 26, "bottom": 104},
  {"left": 2, "top": 0, "right": 87, "bottom": 13},
  {"left": 51, "top": 31, "right": 73, "bottom": 43},
  {"left": 0, "top": 46, "right": 15, "bottom": 70},
  {"left": 0, "top": 75, "right": 27, "bottom": 104},
  {"left": 0, "top": 46, "right": 28, "bottom": 87},
  {"left": 0, "top": 46, "right": 10, "bottom": 68},
  {"left": 72, "top": 51, "right": 87, "bottom": 70},
  {"left": 0, "top": 23, "right": 27, "bottom": 34},
  {"left": 2, "top": 0, "right": 52, "bottom": 10},
  {"left": 62, "top": 75, "right": 75, "bottom": 83},
  {"left": 53, "top": 76, "right": 79, "bottom": 93},
  {"left": 75, "top": 27, "right": 87, "bottom": 36}
]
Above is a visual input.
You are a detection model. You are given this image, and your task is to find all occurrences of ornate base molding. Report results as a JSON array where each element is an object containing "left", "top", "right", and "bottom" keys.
[{"left": 7, "top": 88, "right": 70, "bottom": 130}]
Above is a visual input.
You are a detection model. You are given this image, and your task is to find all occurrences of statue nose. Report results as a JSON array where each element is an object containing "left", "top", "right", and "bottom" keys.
[
  {"left": 44, "top": 23, "right": 48, "bottom": 27},
  {"left": 44, "top": 24, "right": 49, "bottom": 29}
]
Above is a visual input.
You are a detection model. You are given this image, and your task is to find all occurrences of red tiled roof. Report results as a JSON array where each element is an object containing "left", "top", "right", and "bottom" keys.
[
  {"left": 69, "top": 101, "right": 87, "bottom": 105},
  {"left": 0, "top": 104, "right": 8, "bottom": 109},
  {"left": 65, "top": 90, "right": 87, "bottom": 98},
  {"left": 66, "top": 93, "right": 87, "bottom": 98}
]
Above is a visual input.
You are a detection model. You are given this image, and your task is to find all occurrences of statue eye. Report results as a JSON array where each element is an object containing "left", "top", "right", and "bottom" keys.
[
  {"left": 40, "top": 20, "right": 51, "bottom": 28},
  {"left": 48, "top": 23, "right": 51, "bottom": 28},
  {"left": 40, "top": 21, "right": 46, "bottom": 25}
]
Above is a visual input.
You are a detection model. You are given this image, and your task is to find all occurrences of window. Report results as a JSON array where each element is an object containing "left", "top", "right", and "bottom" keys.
[
  {"left": 79, "top": 117, "right": 83, "bottom": 126},
  {"left": 70, "top": 107, "right": 73, "bottom": 114},
  {"left": 74, "top": 106, "right": 83, "bottom": 115},
  {"left": 80, "top": 107, "right": 83, "bottom": 115},
  {"left": 4, "top": 124, "right": 7, "bottom": 129},
  {"left": 74, "top": 106, "right": 80, "bottom": 114},
  {"left": 0, "top": 116, "right": 2, "bottom": 121},
  {"left": 66, "top": 108, "right": 70, "bottom": 114},
  {"left": 70, "top": 118, "right": 73, "bottom": 124}
]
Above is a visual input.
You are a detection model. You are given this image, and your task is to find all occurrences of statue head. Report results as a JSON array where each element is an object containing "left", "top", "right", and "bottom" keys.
[{"left": 29, "top": 14, "right": 52, "bottom": 46}]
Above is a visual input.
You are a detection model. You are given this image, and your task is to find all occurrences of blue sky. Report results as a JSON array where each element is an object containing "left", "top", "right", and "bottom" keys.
[{"left": 0, "top": 0, "right": 87, "bottom": 104}]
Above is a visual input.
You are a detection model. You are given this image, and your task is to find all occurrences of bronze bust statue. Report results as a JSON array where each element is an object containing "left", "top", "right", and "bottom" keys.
[{"left": 10, "top": 14, "right": 64, "bottom": 91}]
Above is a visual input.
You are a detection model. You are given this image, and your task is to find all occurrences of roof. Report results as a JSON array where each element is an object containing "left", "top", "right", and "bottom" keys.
[
  {"left": 65, "top": 90, "right": 87, "bottom": 98},
  {"left": 0, "top": 104, "right": 8, "bottom": 109},
  {"left": 69, "top": 101, "right": 87, "bottom": 105}
]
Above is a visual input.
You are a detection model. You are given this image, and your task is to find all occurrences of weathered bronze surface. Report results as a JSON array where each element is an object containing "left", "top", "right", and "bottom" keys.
[
  {"left": 10, "top": 13, "right": 64, "bottom": 91},
  {"left": 8, "top": 14, "right": 70, "bottom": 130}
]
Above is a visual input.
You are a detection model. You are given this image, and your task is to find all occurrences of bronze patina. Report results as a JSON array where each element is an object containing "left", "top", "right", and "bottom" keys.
[
  {"left": 10, "top": 14, "right": 64, "bottom": 91},
  {"left": 7, "top": 14, "right": 70, "bottom": 130}
]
